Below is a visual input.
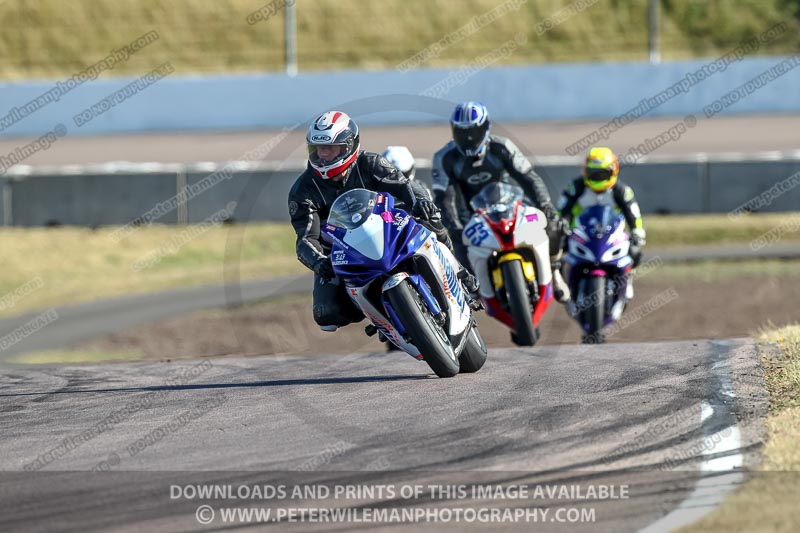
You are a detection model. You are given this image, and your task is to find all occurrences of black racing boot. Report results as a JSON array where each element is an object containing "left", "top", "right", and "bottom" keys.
[
  {"left": 377, "top": 330, "right": 401, "bottom": 352},
  {"left": 385, "top": 340, "right": 401, "bottom": 352},
  {"left": 457, "top": 268, "right": 483, "bottom": 311}
]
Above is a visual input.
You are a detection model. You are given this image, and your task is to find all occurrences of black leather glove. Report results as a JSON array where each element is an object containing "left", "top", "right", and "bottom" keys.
[
  {"left": 412, "top": 199, "right": 439, "bottom": 221},
  {"left": 313, "top": 257, "right": 336, "bottom": 281},
  {"left": 542, "top": 205, "right": 568, "bottom": 234},
  {"left": 543, "top": 208, "right": 570, "bottom": 256},
  {"left": 542, "top": 203, "right": 559, "bottom": 222},
  {"left": 629, "top": 236, "right": 643, "bottom": 268}
]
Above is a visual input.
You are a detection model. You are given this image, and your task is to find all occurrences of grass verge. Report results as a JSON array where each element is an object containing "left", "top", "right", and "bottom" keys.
[
  {"left": 645, "top": 212, "right": 800, "bottom": 248},
  {"left": 1, "top": 0, "right": 798, "bottom": 79},
  {"left": 0, "top": 222, "right": 302, "bottom": 318},
  {"left": 680, "top": 324, "right": 800, "bottom": 532},
  {"left": 646, "top": 259, "right": 800, "bottom": 281}
]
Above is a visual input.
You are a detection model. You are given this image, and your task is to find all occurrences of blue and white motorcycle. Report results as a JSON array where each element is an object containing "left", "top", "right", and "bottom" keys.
[{"left": 321, "top": 188, "right": 487, "bottom": 378}]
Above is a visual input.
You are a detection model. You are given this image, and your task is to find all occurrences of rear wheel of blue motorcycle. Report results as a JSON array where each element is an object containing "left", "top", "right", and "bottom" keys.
[
  {"left": 501, "top": 260, "right": 537, "bottom": 346},
  {"left": 459, "top": 324, "right": 487, "bottom": 373},
  {"left": 583, "top": 276, "right": 606, "bottom": 344},
  {"left": 387, "top": 280, "right": 460, "bottom": 378}
]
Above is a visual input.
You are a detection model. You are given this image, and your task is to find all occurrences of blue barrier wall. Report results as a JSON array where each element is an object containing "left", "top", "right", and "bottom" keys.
[{"left": 0, "top": 56, "right": 798, "bottom": 138}]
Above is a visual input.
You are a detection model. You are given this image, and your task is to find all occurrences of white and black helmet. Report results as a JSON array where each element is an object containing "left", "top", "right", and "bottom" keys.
[
  {"left": 381, "top": 146, "right": 416, "bottom": 181},
  {"left": 306, "top": 111, "right": 360, "bottom": 179}
]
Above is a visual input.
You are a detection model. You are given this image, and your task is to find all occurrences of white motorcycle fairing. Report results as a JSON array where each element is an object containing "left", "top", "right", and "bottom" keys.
[{"left": 463, "top": 204, "right": 552, "bottom": 299}]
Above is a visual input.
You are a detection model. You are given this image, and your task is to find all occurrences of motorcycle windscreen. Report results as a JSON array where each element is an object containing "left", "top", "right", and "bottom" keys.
[
  {"left": 342, "top": 213, "right": 385, "bottom": 260},
  {"left": 469, "top": 182, "right": 524, "bottom": 212},
  {"left": 576, "top": 205, "right": 624, "bottom": 238},
  {"left": 328, "top": 189, "right": 379, "bottom": 230}
]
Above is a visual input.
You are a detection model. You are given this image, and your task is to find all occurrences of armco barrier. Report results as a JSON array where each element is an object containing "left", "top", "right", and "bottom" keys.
[{"left": 1, "top": 154, "right": 799, "bottom": 227}]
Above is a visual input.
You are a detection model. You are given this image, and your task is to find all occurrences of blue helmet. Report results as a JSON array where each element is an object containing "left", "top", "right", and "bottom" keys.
[{"left": 451, "top": 102, "right": 490, "bottom": 157}]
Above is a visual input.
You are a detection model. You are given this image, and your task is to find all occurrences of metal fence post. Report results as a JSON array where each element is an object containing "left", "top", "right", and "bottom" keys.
[
  {"left": 285, "top": 1, "right": 298, "bottom": 76},
  {"left": 648, "top": 0, "right": 661, "bottom": 64}
]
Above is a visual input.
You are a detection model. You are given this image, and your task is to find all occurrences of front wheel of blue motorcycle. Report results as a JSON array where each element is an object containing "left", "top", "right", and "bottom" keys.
[
  {"left": 582, "top": 275, "right": 606, "bottom": 344},
  {"left": 459, "top": 324, "right": 487, "bottom": 373},
  {"left": 386, "top": 280, "right": 460, "bottom": 378}
]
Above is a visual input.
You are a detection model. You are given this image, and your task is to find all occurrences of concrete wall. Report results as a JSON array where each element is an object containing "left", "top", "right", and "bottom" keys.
[
  {"left": 438, "top": 162, "right": 709, "bottom": 215},
  {"left": 0, "top": 178, "right": 7, "bottom": 225},
  {"left": 184, "top": 170, "right": 297, "bottom": 224},
  {"left": 8, "top": 173, "right": 178, "bottom": 227},
  {"left": 4, "top": 157, "right": 798, "bottom": 227},
  {"left": 1, "top": 55, "right": 799, "bottom": 137},
  {"left": 707, "top": 161, "right": 800, "bottom": 212}
]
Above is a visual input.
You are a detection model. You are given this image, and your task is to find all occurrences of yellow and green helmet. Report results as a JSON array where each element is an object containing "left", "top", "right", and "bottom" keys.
[{"left": 583, "top": 147, "right": 619, "bottom": 193}]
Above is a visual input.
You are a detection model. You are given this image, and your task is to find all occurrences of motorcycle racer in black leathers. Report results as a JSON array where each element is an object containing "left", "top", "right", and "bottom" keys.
[
  {"left": 288, "top": 111, "right": 479, "bottom": 331},
  {"left": 432, "top": 102, "right": 571, "bottom": 303},
  {"left": 558, "top": 146, "right": 646, "bottom": 301},
  {"left": 557, "top": 147, "right": 646, "bottom": 262}
]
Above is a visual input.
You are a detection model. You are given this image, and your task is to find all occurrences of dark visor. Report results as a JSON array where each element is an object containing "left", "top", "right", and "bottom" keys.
[
  {"left": 452, "top": 122, "right": 488, "bottom": 154},
  {"left": 585, "top": 168, "right": 613, "bottom": 182}
]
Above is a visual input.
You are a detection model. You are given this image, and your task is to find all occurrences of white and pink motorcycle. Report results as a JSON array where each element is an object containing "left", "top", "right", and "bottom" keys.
[{"left": 462, "top": 183, "right": 555, "bottom": 346}]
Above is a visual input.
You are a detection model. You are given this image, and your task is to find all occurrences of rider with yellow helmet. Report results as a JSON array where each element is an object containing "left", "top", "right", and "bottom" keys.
[{"left": 557, "top": 147, "right": 646, "bottom": 268}]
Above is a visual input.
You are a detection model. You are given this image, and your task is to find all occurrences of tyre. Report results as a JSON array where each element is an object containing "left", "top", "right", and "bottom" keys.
[
  {"left": 386, "top": 279, "right": 459, "bottom": 377},
  {"left": 501, "top": 260, "right": 537, "bottom": 346},
  {"left": 459, "top": 325, "right": 487, "bottom": 373},
  {"left": 511, "top": 328, "right": 539, "bottom": 347},
  {"left": 583, "top": 275, "right": 606, "bottom": 344}
]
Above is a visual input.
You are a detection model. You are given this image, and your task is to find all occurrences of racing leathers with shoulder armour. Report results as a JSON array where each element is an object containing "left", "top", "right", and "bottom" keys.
[
  {"left": 290, "top": 151, "right": 462, "bottom": 329},
  {"left": 557, "top": 177, "right": 646, "bottom": 268},
  {"left": 432, "top": 135, "right": 571, "bottom": 303}
]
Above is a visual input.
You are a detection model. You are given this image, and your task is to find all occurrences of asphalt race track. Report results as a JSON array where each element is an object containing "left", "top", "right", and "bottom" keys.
[
  {"left": 0, "top": 337, "right": 766, "bottom": 531},
  {"left": 2, "top": 114, "right": 799, "bottom": 166}
]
